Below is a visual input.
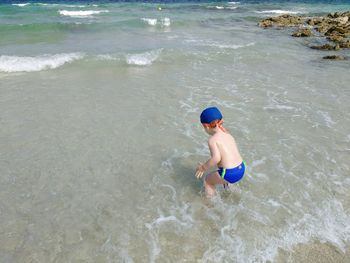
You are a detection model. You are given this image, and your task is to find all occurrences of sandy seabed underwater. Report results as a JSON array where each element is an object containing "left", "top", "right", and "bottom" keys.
[{"left": 0, "top": 1, "right": 350, "bottom": 262}]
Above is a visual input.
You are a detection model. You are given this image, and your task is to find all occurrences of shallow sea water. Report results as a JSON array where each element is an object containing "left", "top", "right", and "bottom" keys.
[{"left": 0, "top": 1, "right": 350, "bottom": 262}]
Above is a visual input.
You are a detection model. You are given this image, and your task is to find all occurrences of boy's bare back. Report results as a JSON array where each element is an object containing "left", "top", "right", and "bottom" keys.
[{"left": 208, "top": 130, "right": 242, "bottom": 169}]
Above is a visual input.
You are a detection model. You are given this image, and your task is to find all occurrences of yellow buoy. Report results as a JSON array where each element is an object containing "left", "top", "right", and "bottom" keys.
[{"left": 158, "top": 7, "right": 162, "bottom": 11}]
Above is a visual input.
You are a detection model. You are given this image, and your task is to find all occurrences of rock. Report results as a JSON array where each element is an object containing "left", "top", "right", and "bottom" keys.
[
  {"left": 340, "top": 11, "right": 350, "bottom": 18},
  {"left": 339, "top": 40, "right": 350, "bottom": 48},
  {"left": 306, "top": 17, "right": 323, "bottom": 26},
  {"left": 316, "top": 24, "right": 329, "bottom": 33},
  {"left": 258, "top": 20, "right": 273, "bottom": 28},
  {"left": 292, "top": 28, "right": 313, "bottom": 37},
  {"left": 335, "top": 16, "right": 349, "bottom": 24},
  {"left": 325, "top": 26, "right": 348, "bottom": 35},
  {"left": 327, "top": 12, "right": 341, "bottom": 19},
  {"left": 327, "top": 35, "right": 344, "bottom": 42},
  {"left": 259, "top": 11, "right": 350, "bottom": 51},
  {"left": 258, "top": 14, "right": 304, "bottom": 28},
  {"left": 322, "top": 55, "right": 345, "bottom": 60},
  {"left": 310, "top": 44, "right": 340, "bottom": 50}
]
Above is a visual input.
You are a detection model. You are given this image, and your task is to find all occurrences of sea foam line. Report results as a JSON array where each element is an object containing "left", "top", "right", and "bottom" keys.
[
  {"left": 12, "top": 3, "right": 30, "bottom": 7},
  {"left": 207, "top": 6, "right": 237, "bottom": 10},
  {"left": 255, "top": 10, "right": 306, "bottom": 15},
  {"left": 186, "top": 39, "right": 255, "bottom": 50},
  {"left": 0, "top": 53, "right": 84, "bottom": 73},
  {"left": 38, "top": 3, "right": 91, "bottom": 7},
  {"left": 58, "top": 10, "right": 109, "bottom": 17}
]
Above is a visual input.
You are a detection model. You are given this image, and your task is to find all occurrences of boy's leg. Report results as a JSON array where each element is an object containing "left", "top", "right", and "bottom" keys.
[{"left": 204, "top": 171, "right": 225, "bottom": 197}]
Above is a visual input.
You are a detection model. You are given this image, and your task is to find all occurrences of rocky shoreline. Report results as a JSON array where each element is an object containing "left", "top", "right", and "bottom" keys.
[{"left": 259, "top": 11, "right": 350, "bottom": 60}]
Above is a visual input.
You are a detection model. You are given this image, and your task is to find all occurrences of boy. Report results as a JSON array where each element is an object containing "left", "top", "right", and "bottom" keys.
[{"left": 195, "top": 107, "right": 245, "bottom": 197}]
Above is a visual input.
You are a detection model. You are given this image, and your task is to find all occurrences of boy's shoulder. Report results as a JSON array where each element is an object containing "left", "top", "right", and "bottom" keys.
[
  {"left": 209, "top": 131, "right": 235, "bottom": 143},
  {"left": 208, "top": 132, "right": 223, "bottom": 143}
]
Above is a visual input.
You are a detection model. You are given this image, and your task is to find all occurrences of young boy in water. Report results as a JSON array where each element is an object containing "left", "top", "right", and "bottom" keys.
[{"left": 195, "top": 107, "right": 245, "bottom": 197}]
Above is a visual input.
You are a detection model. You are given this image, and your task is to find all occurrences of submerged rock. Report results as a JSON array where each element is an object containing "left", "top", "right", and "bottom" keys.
[
  {"left": 310, "top": 44, "right": 340, "bottom": 50},
  {"left": 322, "top": 55, "right": 346, "bottom": 60}
]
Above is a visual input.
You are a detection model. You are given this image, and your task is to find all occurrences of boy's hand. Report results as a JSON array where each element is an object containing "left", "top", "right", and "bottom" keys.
[{"left": 195, "top": 162, "right": 205, "bottom": 179}]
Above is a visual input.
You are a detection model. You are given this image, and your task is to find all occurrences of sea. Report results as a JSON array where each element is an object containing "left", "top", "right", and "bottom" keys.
[{"left": 0, "top": 0, "right": 350, "bottom": 262}]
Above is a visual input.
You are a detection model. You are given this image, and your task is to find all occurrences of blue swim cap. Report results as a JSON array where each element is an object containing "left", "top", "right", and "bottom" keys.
[{"left": 200, "top": 107, "right": 223, "bottom": 124}]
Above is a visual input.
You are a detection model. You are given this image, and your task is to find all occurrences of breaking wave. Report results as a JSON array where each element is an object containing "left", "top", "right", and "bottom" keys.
[
  {"left": 207, "top": 6, "right": 238, "bottom": 10},
  {"left": 255, "top": 10, "right": 306, "bottom": 15},
  {"left": 0, "top": 53, "right": 84, "bottom": 73},
  {"left": 58, "top": 10, "right": 109, "bottom": 17},
  {"left": 141, "top": 18, "right": 158, "bottom": 26},
  {"left": 12, "top": 3, "right": 30, "bottom": 7},
  {"left": 141, "top": 18, "right": 171, "bottom": 27},
  {"left": 126, "top": 49, "right": 162, "bottom": 66}
]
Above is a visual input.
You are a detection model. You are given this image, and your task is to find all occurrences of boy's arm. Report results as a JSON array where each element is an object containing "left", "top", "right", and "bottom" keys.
[
  {"left": 196, "top": 139, "right": 221, "bottom": 178},
  {"left": 202, "top": 139, "right": 221, "bottom": 170}
]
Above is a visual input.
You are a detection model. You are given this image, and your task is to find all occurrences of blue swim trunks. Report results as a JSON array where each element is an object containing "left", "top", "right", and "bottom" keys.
[{"left": 218, "top": 161, "right": 245, "bottom": 184}]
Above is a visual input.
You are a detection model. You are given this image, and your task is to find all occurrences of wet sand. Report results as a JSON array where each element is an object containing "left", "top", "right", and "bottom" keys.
[{"left": 276, "top": 242, "right": 350, "bottom": 263}]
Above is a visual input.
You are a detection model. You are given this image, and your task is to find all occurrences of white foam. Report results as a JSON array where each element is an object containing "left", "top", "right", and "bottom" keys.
[
  {"left": 251, "top": 157, "right": 267, "bottom": 168},
  {"left": 141, "top": 18, "right": 157, "bottom": 26},
  {"left": 0, "top": 53, "right": 84, "bottom": 73},
  {"left": 240, "top": 199, "right": 350, "bottom": 262},
  {"left": 317, "top": 110, "right": 336, "bottom": 127},
  {"left": 187, "top": 39, "right": 255, "bottom": 50},
  {"left": 162, "top": 17, "right": 171, "bottom": 27},
  {"left": 145, "top": 202, "right": 193, "bottom": 262},
  {"left": 228, "top": 1, "right": 240, "bottom": 4},
  {"left": 148, "top": 211, "right": 193, "bottom": 229},
  {"left": 58, "top": 10, "right": 109, "bottom": 17},
  {"left": 200, "top": 198, "right": 350, "bottom": 262},
  {"left": 263, "top": 104, "right": 295, "bottom": 111},
  {"left": 12, "top": 3, "right": 30, "bottom": 7},
  {"left": 38, "top": 3, "right": 86, "bottom": 7},
  {"left": 126, "top": 49, "right": 162, "bottom": 66},
  {"left": 213, "top": 43, "right": 241, "bottom": 49},
  {"left": 255, "top": 10, "right": 305, "bottom": 15},
  {"left": 207, "top": 5, "right": 224, "bottom": 10},
  {"left": 207, "top": 5, "right": 237, "bottom": 10},
  {"left": 161, "top": 184, "right": 177, "bottom": 201},
  {"left": 267, "top": 199, "right": 281, "bottom": 207},
  {"left": 61, "top": 5, "right": 87, "bottom": 8},
  {"left": 147, "top": 215, "right": 188, "bottom": 227},
  {"left": 96, "top": 54, "right": 120, "bottom": 61}
]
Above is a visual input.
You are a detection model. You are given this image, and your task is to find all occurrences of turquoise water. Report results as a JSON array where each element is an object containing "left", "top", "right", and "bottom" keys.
[{"left": 1, "top": 1, "right": 350, "bottom": 262}]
